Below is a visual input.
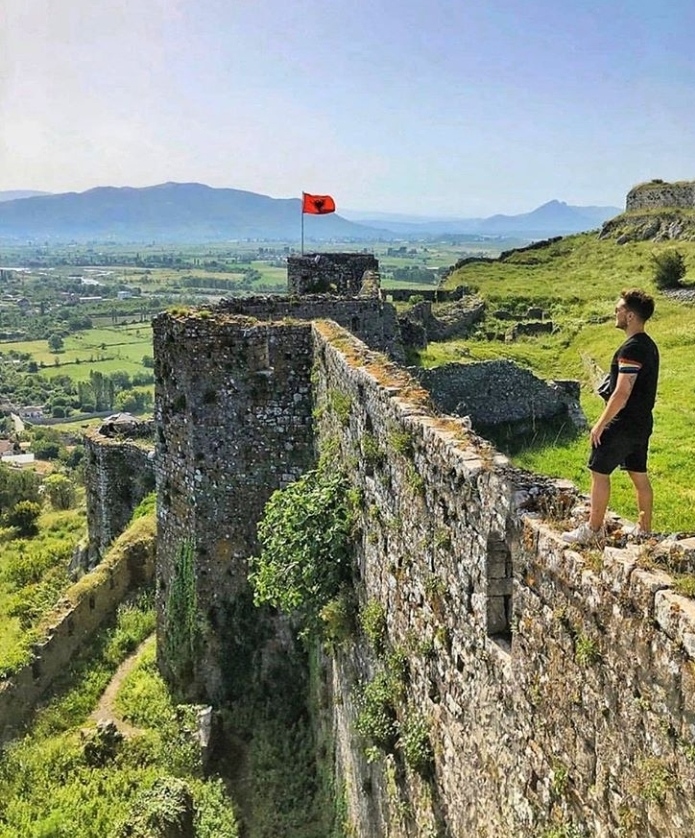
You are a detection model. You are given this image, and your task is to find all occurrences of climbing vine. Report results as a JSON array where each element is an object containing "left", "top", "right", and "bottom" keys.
[{"left": 164, "top": 539, "right": 201, "bottom": 683}]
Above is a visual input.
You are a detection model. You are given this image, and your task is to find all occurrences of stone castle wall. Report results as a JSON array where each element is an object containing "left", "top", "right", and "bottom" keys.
[
  {"left": 626, "top": 180, "right": 695, "bottom": 212},
  {"left": 216, "top": 294, "right": 404, "bottom": 362},
  {"left": 287, "top": 253, "right": 378, "bottom": 295},
  {"left": 311, "top": 325, "right": 695, "bottom": 837},
  {"left": 84, "top": 426, "right": 156, "bottom": 563},
  {"left": 152, "top": 311, "right": 316, "bottom": 701},
  {"left": 153, "top": 311, "right": 695, "bottom": 836}
]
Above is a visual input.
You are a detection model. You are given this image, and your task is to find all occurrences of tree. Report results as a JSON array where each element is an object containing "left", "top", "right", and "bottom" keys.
[
  {"left": 47, "top": 333, "right": 64, "bottom": 352},
  {"left": 43, "top": 473, "right": 76, "bottom": 510},
  {"left": 5, "top": 500, "right": 42, "bottom": 536},
  {"left": 652, "top": 249, "right": 686, "bottom": 289},
  {"left": 0, "top": 464, "right": 41, "bottom": 515},
  {"left": 32, "top": 439, "right": 62, "bottom": 460}
]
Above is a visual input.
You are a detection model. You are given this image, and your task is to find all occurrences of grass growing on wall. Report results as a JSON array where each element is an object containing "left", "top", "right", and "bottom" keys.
[{"left": 434, "top": 233, "right": 695, "bottom": 532}]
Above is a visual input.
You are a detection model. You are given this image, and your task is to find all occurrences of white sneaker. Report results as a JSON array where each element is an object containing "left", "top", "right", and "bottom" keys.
[{"left": 562, "top": 522, "right": 604, "bottom": 546}]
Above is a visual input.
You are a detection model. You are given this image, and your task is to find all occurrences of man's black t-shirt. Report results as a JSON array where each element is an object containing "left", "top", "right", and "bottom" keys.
[{"left": 608, "top": 332, "right": 659, "bottom": 435}]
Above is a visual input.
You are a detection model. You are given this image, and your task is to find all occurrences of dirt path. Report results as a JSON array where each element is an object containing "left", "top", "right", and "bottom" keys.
[{"left": 90, "top": 632, "right": 156, "bottom": 737}]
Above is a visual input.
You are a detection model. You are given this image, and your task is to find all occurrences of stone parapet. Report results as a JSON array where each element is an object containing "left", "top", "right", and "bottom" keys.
[{"left": 287, "top": 252, "right": 379, "bottom": 296}]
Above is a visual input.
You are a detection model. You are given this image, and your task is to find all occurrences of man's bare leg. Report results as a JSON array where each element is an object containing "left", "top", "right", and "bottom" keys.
[
  {"left": 628, "top": 470, "right": 653, "bottom": 531},
  {"left": 589, "top": 471, "right": 611, "bottom": 531}
]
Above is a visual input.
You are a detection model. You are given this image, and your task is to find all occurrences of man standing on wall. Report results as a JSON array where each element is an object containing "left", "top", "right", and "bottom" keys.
[{"left": 563, "top": 288, "right": 659, "bottom": 545}]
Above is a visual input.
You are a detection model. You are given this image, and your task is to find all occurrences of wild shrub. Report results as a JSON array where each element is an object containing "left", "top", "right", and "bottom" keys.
[
  {"left": 4, "top": 541, "right": 72, "bottom": 587},
  {"left": 319, "top": 590, "right": 356, "bottom": 647},
  {"left": 399, "top": 710, "right": 434, "bottom": 776},
  {"left": 355, "top": 671, "right": 399, "bottom": 752},
  {"left": 652, "top": 249, "right": 686, "bottom": 289},
  {"left": 43, "top": 473, "right": 77, "bottom": 510},
  {"left": 249, "top": 465, "right": 356, "bottom": 637},
  {"left": 360, "top": 599, "right": 387, "bottom": 654},
  {"left": 0, "top": 464, "right": 41, "bottom": 515},
  {"left": 4, "top": 500, "right": 42, "bottom": 536}
]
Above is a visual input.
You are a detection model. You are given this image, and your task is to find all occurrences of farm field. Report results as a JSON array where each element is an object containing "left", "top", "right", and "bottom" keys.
[{"left": 1, "top": 324, "right": 153, "bottom": 382}]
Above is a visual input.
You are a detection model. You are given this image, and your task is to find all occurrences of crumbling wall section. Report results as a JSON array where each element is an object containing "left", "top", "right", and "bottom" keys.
[
  {"left": 626, "top": 180, "right": 695, "bottom": 211},
  {"left": 414, "top": 358, "right": 583, "bottom": 433},
  {"left": 399, "top": 297, "right": 486, "bottom": 344},
  {"left": 84, "top": 427, "right": 155, "bottom": 563},
  {"left": 0, "top": 516, "right": 155, "bottom": 741},
  {"left": 287, "top": 253, "right": 379, "bottom": 296}
]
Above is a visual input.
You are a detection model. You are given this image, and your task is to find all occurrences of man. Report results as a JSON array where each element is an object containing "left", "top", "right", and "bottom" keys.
[{"left": 563, "top": 288, "right": 659, "bottom": 545}]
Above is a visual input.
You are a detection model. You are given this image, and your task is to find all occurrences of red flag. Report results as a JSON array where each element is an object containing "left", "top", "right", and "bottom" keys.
[{"left": 302, "top": 193, "right": 336, "bottom": 214}]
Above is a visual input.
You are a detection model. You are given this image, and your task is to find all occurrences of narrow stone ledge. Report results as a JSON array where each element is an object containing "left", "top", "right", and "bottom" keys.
[{"left": 654, "top": 589, "right": 695, "bottom": 659}]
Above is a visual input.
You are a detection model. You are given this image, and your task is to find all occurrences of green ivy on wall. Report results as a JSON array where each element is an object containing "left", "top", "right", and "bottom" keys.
[{"left": 164, "top": 539, "right": 201, "bottom": 684}]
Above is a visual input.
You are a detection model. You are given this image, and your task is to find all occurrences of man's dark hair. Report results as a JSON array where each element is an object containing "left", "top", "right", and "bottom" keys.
[{"left": 621, "top": 288, "right": 655, "bottom": 321}]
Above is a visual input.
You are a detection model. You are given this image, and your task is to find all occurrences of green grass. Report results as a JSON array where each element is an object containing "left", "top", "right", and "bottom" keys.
[
  {"left": 0, "top": 595, "right": 238, "bottom": 838},
  {"left": 1, "top": 324, "right": 153, "bottom": 382},
  {"left": 433, "top": 233, "right": 695, "bottom": 532},
  {"left": 0, "top": 505, "right": 87, "bottom": 676}
]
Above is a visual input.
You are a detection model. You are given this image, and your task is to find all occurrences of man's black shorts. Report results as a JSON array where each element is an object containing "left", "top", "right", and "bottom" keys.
[{"left": 588, "top": 424, "right": 651, "bottom": 475}]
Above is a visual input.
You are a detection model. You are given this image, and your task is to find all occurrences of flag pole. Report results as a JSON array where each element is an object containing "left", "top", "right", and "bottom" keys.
[{"left": 301, "top": 192, "right": 305, "bottom": 255}]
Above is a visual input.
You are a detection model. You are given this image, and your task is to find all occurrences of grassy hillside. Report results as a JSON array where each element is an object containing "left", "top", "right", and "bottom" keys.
[{"left": 433, "top": 233, "right": 695, "bottom": 531}]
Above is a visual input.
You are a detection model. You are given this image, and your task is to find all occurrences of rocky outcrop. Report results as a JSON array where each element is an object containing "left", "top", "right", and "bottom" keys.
[
  {"left": 600, "top": 212, "right": 695, "bottom": 243},
  {"left": 600, "top": 179, "right": 695, "bottom": 242}
]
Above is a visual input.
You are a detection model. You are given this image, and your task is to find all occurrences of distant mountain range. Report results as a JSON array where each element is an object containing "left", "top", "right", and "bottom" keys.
[
  {"left": 343, "top": 200, "right": 622, "bottom": 236},
  {"left": 0, "top": 190, "right": 51, "bottom": 203},
  {"left": 0, "top": 183, "right": 622, "bottom": 243}
]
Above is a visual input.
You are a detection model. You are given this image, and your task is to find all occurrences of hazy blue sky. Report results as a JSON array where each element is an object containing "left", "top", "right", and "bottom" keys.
[{"left": 1, "top": 0, "right": 694, "bottom": 215}]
